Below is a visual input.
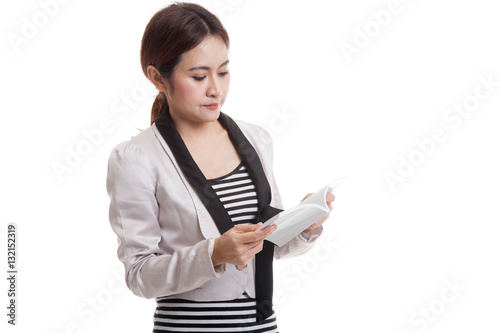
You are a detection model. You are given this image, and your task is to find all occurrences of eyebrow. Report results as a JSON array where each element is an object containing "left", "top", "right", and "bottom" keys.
[{"left": 188, "top": 60, "right": 229, "bottom": 71}]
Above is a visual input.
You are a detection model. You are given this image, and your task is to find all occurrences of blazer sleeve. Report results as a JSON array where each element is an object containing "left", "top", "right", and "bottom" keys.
[
  {"left": 106, "top": 141, "right": 222, "bottom": 299},
  {"left": 254, "top": 126, "right": 324, "bottom": 259}
]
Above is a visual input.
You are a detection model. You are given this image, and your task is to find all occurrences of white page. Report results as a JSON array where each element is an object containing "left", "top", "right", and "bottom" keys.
[{"left": 258, "top": 177, "right": 347, "bottom": 246}]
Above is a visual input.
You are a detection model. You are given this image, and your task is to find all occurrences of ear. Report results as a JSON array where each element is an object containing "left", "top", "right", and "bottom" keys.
[{"left": 147, "top": 65, "right": 169, "bottom": 92}]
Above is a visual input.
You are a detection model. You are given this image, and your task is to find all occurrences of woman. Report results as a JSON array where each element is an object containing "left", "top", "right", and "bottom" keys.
[{"left": 106, "top": 2, "right": 335, "bottom": 332}]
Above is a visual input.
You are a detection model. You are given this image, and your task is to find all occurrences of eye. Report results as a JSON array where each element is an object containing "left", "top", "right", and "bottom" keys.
[
  {"left": 192, "top": 76, "right": 206, "bottom": 81},
  {"left": 219, "top": 71, "right": 229, "bottom": 77}
]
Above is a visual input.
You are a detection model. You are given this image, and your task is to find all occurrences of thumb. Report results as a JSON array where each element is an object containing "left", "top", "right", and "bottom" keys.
[
  {"left": 301, "top": 192, "right": 313, "bottom": 202},
  {"left": 234, "top": 222, "right": 262, "bottom": 233}
]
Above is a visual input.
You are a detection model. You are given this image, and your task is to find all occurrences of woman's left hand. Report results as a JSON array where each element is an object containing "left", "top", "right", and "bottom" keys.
[{"left": 302, "top": 192, "right": 335, "bottom": 234}]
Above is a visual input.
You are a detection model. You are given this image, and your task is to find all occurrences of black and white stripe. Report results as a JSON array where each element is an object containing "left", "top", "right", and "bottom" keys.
[
  {"left": 207, "top": 162, "right": 259, "bottom": 225},
  {"left": 153, "top": 293, "right": 278, "bottom": 332},
  {"left": 152, "top": 162, "right": 279, "bottom": 332}
]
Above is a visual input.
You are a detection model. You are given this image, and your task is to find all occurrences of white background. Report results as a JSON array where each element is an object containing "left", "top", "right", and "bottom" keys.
[{"left": 1, "top": 0, "right": 499, "bottom": 332}]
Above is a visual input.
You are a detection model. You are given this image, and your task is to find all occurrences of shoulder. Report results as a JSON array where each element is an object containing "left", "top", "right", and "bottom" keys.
[
  {"left": 108, "top": 126, "right": 156, "bottom": 167},
  {"left": 106, "top": 127, "right": 159, "bottom": 194},
  {"left": 233, "top": 118, "right": 273, "bottom": 149}
]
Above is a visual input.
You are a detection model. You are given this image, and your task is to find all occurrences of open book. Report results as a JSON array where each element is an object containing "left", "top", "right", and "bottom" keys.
[{"left": 257, "top": 177, "right": 347, "bottom": 247}]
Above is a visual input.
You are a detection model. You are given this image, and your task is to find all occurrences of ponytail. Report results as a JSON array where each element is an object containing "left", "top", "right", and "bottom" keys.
[{"left": 151, "top": 91, "right": 168, "bottom": 125}]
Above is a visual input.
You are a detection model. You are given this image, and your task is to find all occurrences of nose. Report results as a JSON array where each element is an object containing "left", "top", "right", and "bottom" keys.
[{"left": 207, "top": 75, "right": 222, "bottom": 98}]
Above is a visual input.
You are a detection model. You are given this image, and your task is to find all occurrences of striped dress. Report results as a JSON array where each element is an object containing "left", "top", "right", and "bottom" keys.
[{"left": 153, "top": 161, "right": 279, "bottom": 333}]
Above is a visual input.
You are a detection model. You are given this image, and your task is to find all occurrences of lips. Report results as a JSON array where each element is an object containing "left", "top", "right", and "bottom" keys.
[{"left": 203, "top": 103, "right": 219, "bottom": 110}]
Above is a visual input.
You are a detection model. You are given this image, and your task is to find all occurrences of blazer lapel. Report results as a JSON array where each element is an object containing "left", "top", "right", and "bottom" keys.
[
  {"left": 154, "top": 109, "right": 234, "bottom": 234},
  {"left": 217, "top": 112, "right": 274, "bottom": 220}
]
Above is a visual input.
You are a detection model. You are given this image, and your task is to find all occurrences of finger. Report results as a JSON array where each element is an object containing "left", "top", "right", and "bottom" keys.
[
  {"left": 307, "top": 212, "right": 330, "bottom": 229},
  {"left": 256, "top": 224, "right": 277, "bottom": 235},
  {"left": 326, "top": 192, "right": 335, "bottom": 203},
  {"left": 301, "top": 193, "right": 313, "bottom": 202},
  {"left": 240, "top": 237, "right": 266, "bottom": 255},
  {"left": 240, "top": 224, "right": 276, "bottom": 243},
  {"left": 234, "top": 223, "right": 262, "bottom": 233},
  {"left": 307, "top": 218, "right": 325, "bottom": 231}
]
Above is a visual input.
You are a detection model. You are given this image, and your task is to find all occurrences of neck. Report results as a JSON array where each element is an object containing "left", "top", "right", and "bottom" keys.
[{"left": 169, "top": 110, "right": 223, "bottom": 142}]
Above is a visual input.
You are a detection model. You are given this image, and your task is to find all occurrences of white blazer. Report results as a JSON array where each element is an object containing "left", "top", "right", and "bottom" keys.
[{"left": 106, "top": 112, "right": 322, "bottom": 301}]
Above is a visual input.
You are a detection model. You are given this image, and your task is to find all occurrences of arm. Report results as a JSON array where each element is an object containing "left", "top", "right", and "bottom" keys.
[
  {"left": 106, "top": 141, "right": 222, "bottom": 299},
  {"left": 273, "top": 225, "right": 324, "bottom": 259}
]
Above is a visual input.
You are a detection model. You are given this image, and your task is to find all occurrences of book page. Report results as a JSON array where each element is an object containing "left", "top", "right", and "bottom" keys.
[{"left": 258, "top": 177, "right": 347, "bottom": 247}]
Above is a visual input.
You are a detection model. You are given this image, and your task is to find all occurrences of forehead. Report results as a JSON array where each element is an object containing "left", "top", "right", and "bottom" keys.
[{"left": 178, "top": 36, "right": 229, "bottom": 69}]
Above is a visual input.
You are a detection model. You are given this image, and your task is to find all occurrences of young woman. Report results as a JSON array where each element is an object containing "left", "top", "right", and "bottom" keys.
[{"left": 106, "top": 3, "right": 335, "bottom": 332}]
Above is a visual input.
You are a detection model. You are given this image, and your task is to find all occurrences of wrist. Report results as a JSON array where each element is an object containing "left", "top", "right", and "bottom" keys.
[
  {"left": 301, "top": 225, "right": 323, "bottom": 241},
  {"left": 211, "top": 238, "right": 224, "bottom": 267}
]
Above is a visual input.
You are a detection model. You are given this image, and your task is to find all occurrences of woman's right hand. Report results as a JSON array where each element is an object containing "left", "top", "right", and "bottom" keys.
[{"left": 212, "top": 223, "right": 277, "bottom": 269}]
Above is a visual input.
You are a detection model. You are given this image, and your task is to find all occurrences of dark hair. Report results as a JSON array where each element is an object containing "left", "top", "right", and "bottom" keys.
[{"left": 140, "top": 2, "right": 230, "bottom": 125}]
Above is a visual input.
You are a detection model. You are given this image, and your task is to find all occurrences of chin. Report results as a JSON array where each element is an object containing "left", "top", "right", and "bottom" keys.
[{"left": 199, "top": 109, "right": 220, "bottom": 122}]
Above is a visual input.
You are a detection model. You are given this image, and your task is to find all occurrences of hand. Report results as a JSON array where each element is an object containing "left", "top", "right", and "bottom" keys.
[
  {"left": 302, "top": 192, "right": 335, "bottom": 234},
  {"left": 212, "top": 223, "right": 277, "bottom": 268}
]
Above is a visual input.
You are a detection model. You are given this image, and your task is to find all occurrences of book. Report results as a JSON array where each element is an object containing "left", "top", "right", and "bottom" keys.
[{"left": 257, "top": 177, "right": 347, "bottom": 247}]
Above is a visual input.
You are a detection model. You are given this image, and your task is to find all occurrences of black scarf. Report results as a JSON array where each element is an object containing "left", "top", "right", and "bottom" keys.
[{"left": 154, "top": 108, "right": 283, "bottom": 322}]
